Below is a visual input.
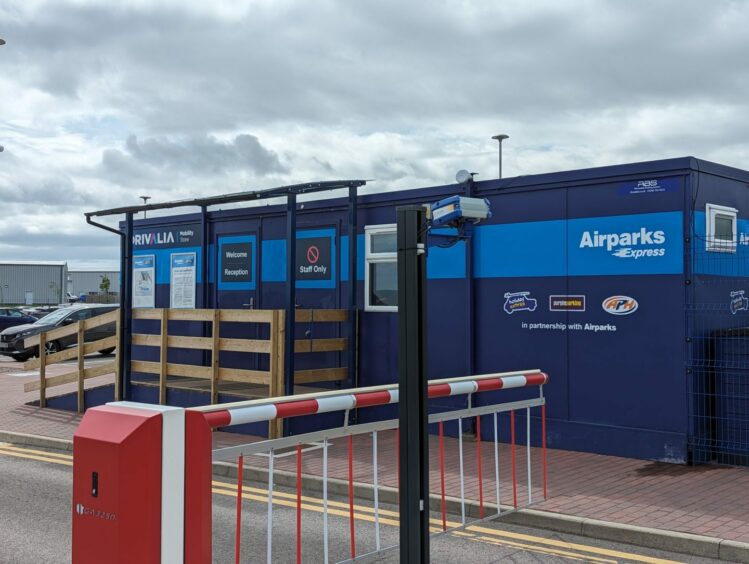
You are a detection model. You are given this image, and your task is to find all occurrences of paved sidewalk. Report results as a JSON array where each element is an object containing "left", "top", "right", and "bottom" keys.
[{"left": 3, "top": 361, "right": 749, "bottom": 544}]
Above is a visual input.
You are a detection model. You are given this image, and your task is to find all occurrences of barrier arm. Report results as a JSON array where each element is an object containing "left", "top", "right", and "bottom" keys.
[{"left": 192, "top": 369, "right": 548, "bottom": 429}]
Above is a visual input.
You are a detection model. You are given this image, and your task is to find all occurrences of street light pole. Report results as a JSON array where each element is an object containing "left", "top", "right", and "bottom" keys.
[
  {"left": 491, "top": 134, "right": 509, "bottom": 179},
  {"left": 139, "top": 196, "right": 151, "bottom": 219}
]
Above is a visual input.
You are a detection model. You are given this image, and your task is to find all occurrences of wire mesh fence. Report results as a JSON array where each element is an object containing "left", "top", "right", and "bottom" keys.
[{"left": 688, "top": 236, "right": 749, "bottom": 465}]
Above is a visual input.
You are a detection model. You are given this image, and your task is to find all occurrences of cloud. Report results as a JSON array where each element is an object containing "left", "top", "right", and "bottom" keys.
[
  {"left": 1, "top": 0, "right": 749, "bottom": 268},
  {"left": 115, "top": 133, "right": 285, "bottom": 175}
]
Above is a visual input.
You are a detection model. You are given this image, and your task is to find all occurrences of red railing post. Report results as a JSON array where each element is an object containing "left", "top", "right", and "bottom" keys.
[
  {"left": 439, "top": 421, "right": 446, "bottom": 531},
  {"left": 348, "top": 434, "right": 356, "bottom": 559},
  {"left": 476, "top": 415, "right": 484, "bottom": 519},
  {"left": 296, "top": 444, "right": 302, "bottom": 564}
]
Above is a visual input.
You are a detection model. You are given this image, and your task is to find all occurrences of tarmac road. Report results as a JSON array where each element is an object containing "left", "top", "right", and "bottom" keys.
[{"left": 0, "top": 441, "right": 723, "bottom": 564}]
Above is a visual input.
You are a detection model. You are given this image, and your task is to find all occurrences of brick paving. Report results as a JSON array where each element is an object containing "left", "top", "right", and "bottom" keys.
[{"left": 3, "top": 359, "right": 749, "bottom": 542}]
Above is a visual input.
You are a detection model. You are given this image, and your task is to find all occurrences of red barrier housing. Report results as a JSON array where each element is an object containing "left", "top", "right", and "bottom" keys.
[{"left": 72, "top": 405, "right": 163, "bottom": 563}]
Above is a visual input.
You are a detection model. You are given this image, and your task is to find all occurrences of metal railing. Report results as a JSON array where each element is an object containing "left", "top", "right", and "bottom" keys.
[{"left": 197, "top": 370, "right": 548, "bottom": 563}]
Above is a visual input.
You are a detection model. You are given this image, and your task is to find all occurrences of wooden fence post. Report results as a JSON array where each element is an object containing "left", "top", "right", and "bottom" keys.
[
  {"left": 38, "top": 332, "right": 46, "bottom": 409},
  {"left": 159, "top": 309, "right": 168, "bottom": 405},
  {"left": 77, "top": 321, "right": 85, "bottom": 414},
  {"left": 211, "top": 309, "right": 220, "bottom": 405},
  {"left": 268, "top": 309, "right": 285, "bottom": 439}
]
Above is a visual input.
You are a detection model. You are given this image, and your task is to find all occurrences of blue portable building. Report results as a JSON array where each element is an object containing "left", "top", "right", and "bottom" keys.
[{"left": 73, "top": 156, "right": 749, "bottom": 464}]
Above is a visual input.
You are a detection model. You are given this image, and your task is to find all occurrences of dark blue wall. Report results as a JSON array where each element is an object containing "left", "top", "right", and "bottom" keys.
[{"left": 113, "top": 157, "right": 749, "bottom": 461}]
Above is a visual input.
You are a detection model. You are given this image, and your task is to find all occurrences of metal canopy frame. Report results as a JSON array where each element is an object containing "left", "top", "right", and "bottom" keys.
[
  {"left": 84, "top": 180, "right": 366, "bottom": 218},
  {"left": 85, "top": 180, "right": 366, "bottom": 416}
]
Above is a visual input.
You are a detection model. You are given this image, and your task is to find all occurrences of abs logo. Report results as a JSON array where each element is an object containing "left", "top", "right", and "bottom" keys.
[
  {"left": 602, "top": 295, "right": 638, "bottom": 315},
  {"left": 579, "top": 227, "right": 666, "bottom": 260}
]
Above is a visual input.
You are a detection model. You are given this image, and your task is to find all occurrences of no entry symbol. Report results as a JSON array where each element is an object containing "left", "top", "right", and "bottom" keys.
[{"left": 306, "top": 245, "right": 320, "bottom": 264}]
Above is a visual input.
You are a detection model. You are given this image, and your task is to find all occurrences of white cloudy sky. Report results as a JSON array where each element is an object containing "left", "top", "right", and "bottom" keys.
[{"left": 1, "top": 0, "right": 748, "bottom": 269}]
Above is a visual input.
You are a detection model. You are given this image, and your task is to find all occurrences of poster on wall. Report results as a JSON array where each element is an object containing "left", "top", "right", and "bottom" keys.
[
  {"left": 132, "top": 255, "right": 156, "bottom": 308},
  {"left": 170, "top": 252, "right": 196, "bottom": 309}
]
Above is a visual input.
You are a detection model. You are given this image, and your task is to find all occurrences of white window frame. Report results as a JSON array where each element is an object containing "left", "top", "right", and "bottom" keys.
[
  {"left": 706, "top": 203, "right": 738, "bottom": 253},
  {"left": 365, "top": 224, "right": 398, "bottom": 312}
]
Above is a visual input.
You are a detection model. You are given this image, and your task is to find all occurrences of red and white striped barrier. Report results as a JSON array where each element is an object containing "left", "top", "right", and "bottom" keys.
[{"left": 199, "top": 371, "right": 548, "bottom": 428}]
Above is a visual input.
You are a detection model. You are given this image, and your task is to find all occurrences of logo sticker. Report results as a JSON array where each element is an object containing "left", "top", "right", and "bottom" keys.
[
  {"left": 579, "top": 228, "right": 666, "bottom": 260},
  {"left": 730, "top": 290, "right": 749, "bottom": 315},
  {"left": 618, "top": 177, "right": 680, "bottom": 196},
  {"left": 602, "top": 296, "right": 638, "bottom": 315},
  {"left": 503, "top": 292, "right": 538, "bottom": 314},
  {"left": 75, "top": 503, "right": 117, "bottom": 521},
  {"left": 549, "top": 295, "right": 586, "bottom": 312}
]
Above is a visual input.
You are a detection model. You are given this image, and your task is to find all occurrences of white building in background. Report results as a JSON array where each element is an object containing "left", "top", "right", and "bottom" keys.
[
  {"left": 0, "top": 261, "right": 68, "bottom": 305},
  {"left": 68, "top": 270, "right": 120, "bottom": 297}
]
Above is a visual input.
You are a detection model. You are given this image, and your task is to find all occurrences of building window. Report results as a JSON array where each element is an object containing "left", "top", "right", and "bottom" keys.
[
  {"left": 706, "top": 203, "right": 738, "bottom": 253},
  {"left": 365, "top": 224, "right": 398, "bottom": 311}
]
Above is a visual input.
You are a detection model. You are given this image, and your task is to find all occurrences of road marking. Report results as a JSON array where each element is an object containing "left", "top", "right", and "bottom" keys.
[
  {"left": 454, "top": 530, "right": 617, "bottom": 563},
  {"left": 212, "top": 479, "right": 400, "bottom": 518},
  {"left": 0, "top": 444, "right": 686, "bottom": 564},
  {"left": 0, "top": 444, "right": 73, "bottom": 461},
  {"left": 0, "top": 447, "right": 73, "bottom": 467},
  {"left": 213, "top": 484, "right": 401, "bottom": 527},
  {"left": 466, "top": 524, "right": 683, "bottom": 564}
]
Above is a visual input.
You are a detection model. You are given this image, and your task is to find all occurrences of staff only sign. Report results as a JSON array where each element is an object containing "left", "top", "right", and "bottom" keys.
[{"left": 296, "top": 233, "right": 333, "bottom": 284}]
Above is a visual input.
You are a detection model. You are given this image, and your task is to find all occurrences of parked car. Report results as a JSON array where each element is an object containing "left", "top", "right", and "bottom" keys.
[
  {"left": 0, "top": 304, "right": 118, "bottom": 362},
  {"left": 0, "top": 308, "right": 38, "bottom": 332},
  {"left": 20, "top": 305, "right": 63, "bottom": 319}
]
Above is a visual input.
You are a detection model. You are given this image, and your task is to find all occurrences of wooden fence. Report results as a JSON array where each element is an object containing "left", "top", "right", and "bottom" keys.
[
  {"left": 294, "top": 308, "right": 349, "bottom": 384},
  {"left": 131, "top": 308, "right": 285, "bottom": 403},
  {"left": 22, "top": 309, "right": 120, "bottom": 413},
  {"left": 23, "top": 307, "right": 352, "bottom": 436}
]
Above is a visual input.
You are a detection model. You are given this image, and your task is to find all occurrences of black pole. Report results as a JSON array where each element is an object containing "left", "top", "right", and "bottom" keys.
[
  {"left": 348, "top": 185, "right": 358, "bottom": 393},
  {"left": 464, "top": 178, "right": 475, "bottom": 379},
  {"left": 285, "top": 192, "right": 298, "bottom": 401},
  {"left": 121, "top": 212, "right": 134, "bottom": 401},
  {"left": 397, "top": 205, "right": 430, "bottom": 563},
  {"left": 201, "top": 205, "right": 209, "bottom": 308},
  {"left": 200, "top": 205, "right": 210, "bottom": 368}
]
